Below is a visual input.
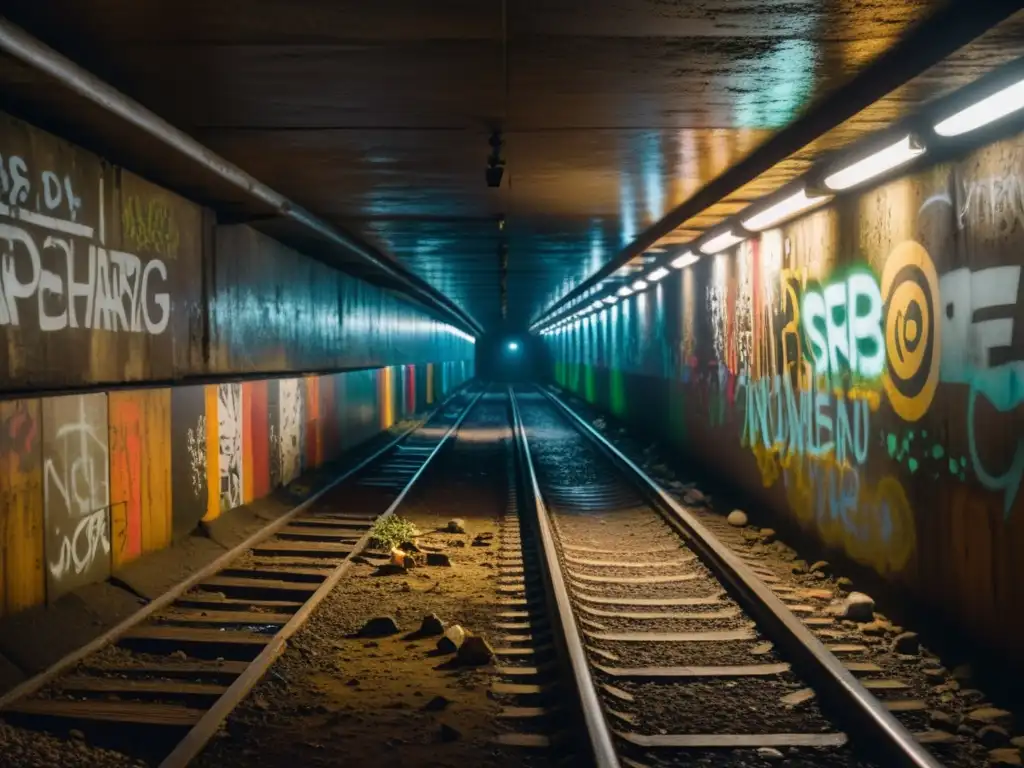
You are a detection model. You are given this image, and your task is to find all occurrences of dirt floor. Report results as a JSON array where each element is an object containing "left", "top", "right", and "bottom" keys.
[{"left": 195, "top": 403, "right": 555, "bottom": 768}]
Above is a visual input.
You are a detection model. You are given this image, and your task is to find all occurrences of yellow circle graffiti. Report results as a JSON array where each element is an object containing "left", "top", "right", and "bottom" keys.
[
  {"left": 886, "top": 281, "right": 929, "bottom": 381},
  {"left": 881, "top": 241, "right": 941, "bottom": 422}
]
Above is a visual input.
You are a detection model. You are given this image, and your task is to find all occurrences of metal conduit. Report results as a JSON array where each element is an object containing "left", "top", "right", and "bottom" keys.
[{"left": 0, "top": 16, "right": 485, "bottom": 338}]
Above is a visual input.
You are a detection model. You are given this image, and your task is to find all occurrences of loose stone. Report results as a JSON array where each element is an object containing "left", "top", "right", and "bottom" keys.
[
  {"left": 727, "top": 509, "right": 748, "bottom": 527},
  {"left": 436, "top": 624, "right": 467, "bottom": 654},
  {"left": 358, "top": 616, "right": 401, "bottom": 637}
]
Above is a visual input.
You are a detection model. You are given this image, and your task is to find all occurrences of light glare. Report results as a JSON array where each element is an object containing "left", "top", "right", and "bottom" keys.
[
  {"left": 824, "top": 134, "right": 924, "bottom": 191},
  {"left": 617, "top": 286, "right": 633, "bottom": 297},
  {"left": 935, "top": 77, "right": 1024, "bottom": 137},
  {"left": 632, "top": 279, "right": 648, "bottom": 291},
  {"left": 648, "top": 266, "right": 669, "bottom": 281},
  {"left": 741, "top": 188, "right": 832, "bottom": 231},
  {"left": 700, "top": 230, "right": 744, "bottom": 255},
  {"left": 671, "top": 252, "right": 699, "bottom": 270}
]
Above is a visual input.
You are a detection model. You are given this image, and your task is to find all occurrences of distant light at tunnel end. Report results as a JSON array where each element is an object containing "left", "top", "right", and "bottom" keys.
[{"left": 507, "top": 341, "right": 519, "bottom": 352}]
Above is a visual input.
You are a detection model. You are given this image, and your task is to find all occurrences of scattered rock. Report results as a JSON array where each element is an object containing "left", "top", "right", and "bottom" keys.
[
  {"left": 759, "top": 528, "right": 777, "bottom": 543},
  {"left": 791, "top": 560, "right": 809, "bottom": 574},
  {"left": 969, "top": 708, "right": 1014, "bottom": 729},
  {"left": 915, "top": 730, "right": 960, "bottom": 745},
  {"left": 837, "top": 592, "right": 875, "bottom": 622},
  {"left": 893, "top": 631, "right": 920, "bottom": 655},
  {"left": 419, "top": 613, "right": 445, "bottom": 636},
  {"left": 923, "top": 667, "right": 947, "bottom": 681},
  {"left": 836, "top": 576, "right": 854, "bottom": 592},
  {"left": 727, "top": 509, "right": 748, "bottom": 527},
  {"left": 809, "top": 560, "right": 829, "bottom": 574},
  {"left": 860, "top": 620, "right": 889, "bottom": 637},
  {"left": 450, "top": 539, "right": 466, "bottom": 548},
  {"left": 426, "top": 552, "right": 452, "bottom": 567},
  {"left": 961, "top": 688, "right": 986, "bottom": 702},
  {"left": 756, "top": 747, "right": 784, "bottom": 760},
  {"left": 358, "top": 616, "right": 401, "bottom": 637},
  {"left": 988, "top": 748, "right": 1022, "bottom": 766},
  {"left": 683, "top": 490, "right": 706, "bottom": 505},
  {"left": 742, "top": 529, "right": 762, "bottom": 542},
  {"left": 436, "top": 625, "right": 467, "bottom": 654},
  {"left": 69, "top": 729, "right": 85, "bottom": 741},
  {"left": 958, "top": 724, "right": 977, "bottom": 739},
  {"left": 456, "top": 635, "right": 495, "bottom": 666},
  {"left": 390, "top": 548, "right": 417, "bottom": 569},
  {"left": 346, "top": 678, "right": 360, "bottom": 687},
  {"left": 446, "top": 519, "right": 466, "bottom": 533},
  {"left": 170, "top": 650, "right": 188, "bottom": 661},
  {"left": 440, "top": 723, "right": 461, "bottom": 742},
  {"left": 979, "top": 726, "right": 1012, "bottom": 748},
  {"left": 424, "top": 695, "right": 450, "bottom": 712},
  {"left": 929, "top": 710, "right": 960, "bottom": 732},
  {"left": 398, "top": 540, "right": 421, "bottom": 553},
  {"left": 253, "top": 695, "right": 271, "bottom": 710}
]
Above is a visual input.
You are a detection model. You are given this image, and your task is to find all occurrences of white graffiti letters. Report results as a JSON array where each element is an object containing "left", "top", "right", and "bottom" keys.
[
  {"left": 0, "top": 224, "right": 169, "bottom": 335},
  {"left": 43, "top": 395, "right": 111, "bottom": 588}
]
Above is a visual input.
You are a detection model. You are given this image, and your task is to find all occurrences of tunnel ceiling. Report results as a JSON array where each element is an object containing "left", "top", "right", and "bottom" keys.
[{"left": 1, "top": 0, "right": 1019, "bottom": 333}]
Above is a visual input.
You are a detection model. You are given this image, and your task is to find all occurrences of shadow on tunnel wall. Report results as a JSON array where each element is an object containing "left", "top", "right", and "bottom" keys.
[{"left": 543, "top": 124, "right": 1024, "bottom": 694}]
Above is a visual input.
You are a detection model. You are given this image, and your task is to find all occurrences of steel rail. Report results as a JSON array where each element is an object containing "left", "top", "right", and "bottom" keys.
[
  {"left": 0, "top": 16, "right": 484, "bottom": 338},
  {"left": 538, "top": 385, "right": 943, "bottom": 768},
  {"left": 160, "top": 386, "right": 485, "bottom": 767},
  {"left": 508, "top": 386, "right": 621, "bottom": 768}
]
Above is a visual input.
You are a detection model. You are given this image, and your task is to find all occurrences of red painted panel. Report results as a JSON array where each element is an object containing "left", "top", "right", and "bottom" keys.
[{"left": 250, "top": 381, "right": 270, "bottom": 499}]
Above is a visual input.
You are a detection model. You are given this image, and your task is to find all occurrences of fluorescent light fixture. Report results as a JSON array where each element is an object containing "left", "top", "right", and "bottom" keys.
[
  {"left": 671, "top": 251, "right": 699, "bottom": 269},
  {"left": 647, "top": 266, "right": 669, "bottom": 282},
  {"left": 603, "top": 296, "right": 617, "bottom": 305},
  {"left": 935, "top": 76, "right": 1024, "bottom": 136},
  {"left": 632, "top": 279, "right": 648, "bottom": 291},
  {"left": 617, "top": 286, "right": 633, "bottom": 297},
  {"left": 824, "top": 134, "right": 924, "bottom": 191},
  {"left": 700, "top": 230, "right": 743, "bottom": 255},
  {"left": 741, "top": 188, "right": 832, "bottom": 231}
]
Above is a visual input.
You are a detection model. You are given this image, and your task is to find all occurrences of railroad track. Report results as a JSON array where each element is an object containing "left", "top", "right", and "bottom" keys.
[
  {"left": 507, "top": 384, "right": 943, "bottom": 768},
  {"left": 0, "top": 384, "right": 485, "bottom": 768}
]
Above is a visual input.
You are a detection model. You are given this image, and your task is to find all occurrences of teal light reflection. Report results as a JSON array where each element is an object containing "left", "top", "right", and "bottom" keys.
[{"left": 733, "top": 40, "right": 816, "bottom": 129}]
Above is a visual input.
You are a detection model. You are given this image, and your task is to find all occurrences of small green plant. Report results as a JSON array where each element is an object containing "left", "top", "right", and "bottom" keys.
[{"left": 369, "top": 515, "right": 418, "bottom": 552}]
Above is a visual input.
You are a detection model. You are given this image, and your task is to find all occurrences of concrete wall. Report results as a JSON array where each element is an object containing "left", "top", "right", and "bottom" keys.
[
  {"left": 0, "top": 111, "right": 475, "bottom": 392},
  {"left": 0, "top": 111, "right": 475, "bottom": 616},
  {"left": 0, "top": 360, "right": 471, "bottom": 614},
  {"left": 545, "top": 128, "right": 1024, "bottom": 670}
]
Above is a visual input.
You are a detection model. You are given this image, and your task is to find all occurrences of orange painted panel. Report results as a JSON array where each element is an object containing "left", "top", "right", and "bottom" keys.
[
  {"left": 203, "top": 385, "right": 220, "bottom": 521},
  {"left": 0, "top": 399, "right": 44, "bottom": 616},
  {"left": 242, "top": 383, "right": 254, "bottom": 503},
  {"left": 109, "top": 390, "right": 172, "bottom": 569}
]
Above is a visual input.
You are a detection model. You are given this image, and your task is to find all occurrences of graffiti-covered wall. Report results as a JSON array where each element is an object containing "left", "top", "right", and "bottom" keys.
[
  {"left": 0, "top": 111, "right": 476, "bottom": 391},
  {"left": 546, "top": 131, "right": 1024, "bottom": 668},
  {"left": 0, "top": 360, "right": 472, "bottom": 610}
]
